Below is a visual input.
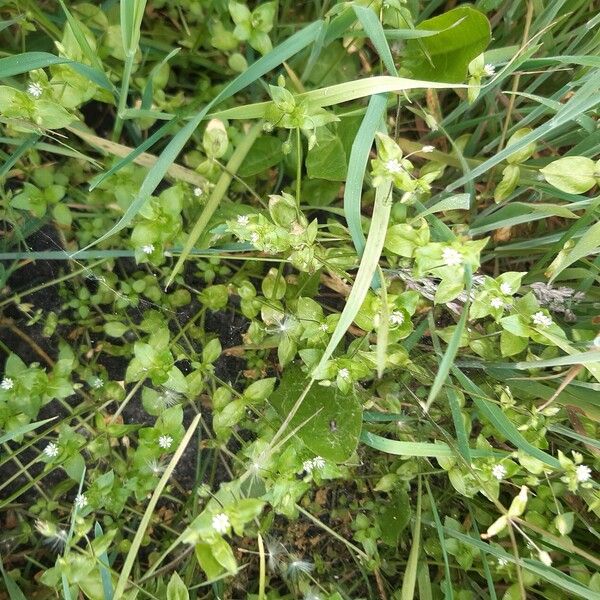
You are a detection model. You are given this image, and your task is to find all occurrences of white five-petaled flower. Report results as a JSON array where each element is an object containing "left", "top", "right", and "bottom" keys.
[
  {"left": 141, "top": 244, "right": 155, "bottom": 255},
  {"left": 442, "top": 247, "right": 463, "bottom": 267},
  {"left": 576, "top": 464, "right": 592, "bottom": 483},
  {"left": 44, "top": 442, "right": 59, "bottom": 458},
  {"left": 532, "top": 311, "right": 552, "bottom": 328},
  {"left": 237, "top": 215, "right": 250, "bottom": 226},
  {"left": 390, "top": 311, "right": 405, "bottom": 325},
  {"left": 193, "top": 187, "right": 203, "bottom": 197},
  {"left": 483, "top": 64, "right": 495, "bottom": 77},
  {"left": 312, "top": 456, "right": 325, "bottom": 469},
  {"left": 158, "top": 435, "right": 173, "bottom": 450},
  {"left": 492, "top": 464, "right": 507, "bottom": 480},
  {"left": 421, "top": 145, "right": 435, "bottom": 153},
  {"left": 74, "top": 493, "right": 87, "bottom": 510},
  {"left": 338, "top": 368, "right": 350, "bottom": 379},
  {"left": 212, "top": 512, "right": 230, "bottom": 534},
  {"left": 27, "top": 82, "right": 43, "bottom": 98},
  {"left": 1, "top": 377, "right": 14, "bottom": 391},
  {"left": 500, "top": 282, "right": 512, "bottom": 295},
  {"left": 91, "top": 377, "right": 104, "bottom": 389},
  {"left": 490, "top": 297, "right": 504, "bottom": 310},
  {"left": 250, "top": 232, "right": 260, "bottom": 244},
  {"left": 385, "top": 158, "right": 403, "bottom": 174}
]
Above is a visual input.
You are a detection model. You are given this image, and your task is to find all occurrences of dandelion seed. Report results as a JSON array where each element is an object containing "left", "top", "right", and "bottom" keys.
[
  {"left": 1, "top": 377, "right": 14, "bottom": 391},
  {"left": 35, "top": 520, "right": 68, "bottom": 552},
  {"left": 158, "top": 435, "right": 173, "bottom": 449},
  {"left": 312, "top": 456, "right": 325, "bottom": 469},
  {"left": 141, "top": 244, "right": 155, "bottom": 255},
  {"left": 44, "top": 442, "right": 59, "bottom": 458},
  {"left": 338, "top": 368, "right": 350, "bottom": 379},
  {"left": 385, "top": 158, "right": 403, "bottom": 174},
  {"left": 193, "top": 187, "right": 203, "bottom": 197},
  {"left": 442, "top": 247, "right": 463, "bottom": 267},
  {"left": 532, "top": 311, "right": 552, "bottom": 328},
  {"left": 483, "top": 64, "right": 495, "bottom": 77},
  {"left": 287, "top": 556, "right": 314, "bottom": 577},
  {"left": 266, "top": 537, "right": 286, "bottom": 573},
  {"left": 390, "top": 311, "right": 405, "bottom": 325},
  {"left": 237, "top": 214, "right": 250, "bottom": 226},
  {"left": 74, "top": 493, "right": 87, "bottom": 510},
  {"left": 490, "top": 297, "right": 504, "bottom": 310},
  {"left": 500, "top": 282, "right": 512, "bottom": 295},
  {"left": 212, "top": 512, "right": 230, "bottom": 534},
  {"left": 492, "top": 464, "right": 507, "bottom": 480},
  {"left": 421, "top": 145, "right": 435, "bottom": 153},
  {"left": 27, "top": 82, "right": 43, "bottom": 98},
  {"left": 146, "top": 459, "right": 164, "bottom": 476},
  {"left": 576, "top": 464, "right": 592, "bottom": 483},
  {"left": 538, "top": 550, "right": 552, "bottom": 566}
]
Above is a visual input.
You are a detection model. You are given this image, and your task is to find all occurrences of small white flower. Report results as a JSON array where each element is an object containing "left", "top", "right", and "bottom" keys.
[
  {"left": 319, "top": 323, "right": 328, "bottom": 332},
  {"left": 385, "top": 158, "right": 403, "bottom": 174},
  {"left": 302, "top": 459, "right": 315, "bottom": 473},
  {"left": 490, "top": 297, "right": 504, "bottom": 310},
  {"left": 237, "top": 215, "right": 250, "bottom": 226},
  {"left": 193, "top": 187, "right": 203, "bottom": 197},
  {"left": 1, "top": 377, "right": 14, "bottom": 391},
  {"left": 538, "top": 551, "right": 552, "bottom": 567},
  {"left": 500, "top": 282, "right": 512, "bottom": 295},
  {"left": 532, "top": 311, "right": 552, "bottom": 328},
  {"left": 312, "top": 456, "right": 325, "bottom": 469},
  {"left": 442, "top": 247, "right": 463, "bottom": 267},
  {"left": 497, "top": 557, "right": 508, "bottom": 567},
  {"left": 90, "top": 377, "right": 104, "bottom": 389},
  {"left": 492, "top": 464, "right": 507, "bottom": 480},
  {"left": 27, "top": 82, "right": 43, "bottom": 98},
  {"left": 576, "top": 464, "right": 592, "bottom": 483},
  {"left": 44, "top": 442, "right": 59, "bottom": 458},
  {"left": 250, "top": 232, "right": 260, "bottom": 244},
  {"left": 141, "top": 244, "right": 155, "bottom": 255},
  {"left": 421, "top": 145, "right": 435, "bottom": 153},
  {"left": 390, "top": 311, "right": 405, "bottom": 325},
  {"left": 158, "top": 435, "right": 173, "bottom": 450},
  {"left": 212, "top": 512, "right": 230, "bottom": 534},
  {"left": 338, "top": 368, "right": 350, "bottom": 379},
  {"left": 74, "top": 493, "right": 87, "bottom": 510},
  {"left": 483, "top": 64, "right": 495, "bottom": 77}
]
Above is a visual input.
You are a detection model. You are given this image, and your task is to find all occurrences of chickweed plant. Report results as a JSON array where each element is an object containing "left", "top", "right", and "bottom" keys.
[{"left": 0, "top": 1, "right": 599, "bottom": 599}]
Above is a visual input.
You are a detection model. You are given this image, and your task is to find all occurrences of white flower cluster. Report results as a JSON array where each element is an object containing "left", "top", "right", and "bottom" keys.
[
  {"left": 302, "top": 456, "right": 325, "bottom": 473},
  {"left": 211, "top": 512, "right": 230, "bottom": 534}
]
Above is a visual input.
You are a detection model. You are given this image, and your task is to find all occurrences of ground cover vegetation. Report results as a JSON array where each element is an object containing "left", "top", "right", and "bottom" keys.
[{"left": 0, "top": 0, "right": 599, "bottom": 598}]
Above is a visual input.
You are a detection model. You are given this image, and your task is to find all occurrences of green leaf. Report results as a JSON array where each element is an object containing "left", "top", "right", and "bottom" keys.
[
  {"left": 270, "top": 365, "right": 362, "bottom": 462},
  {"left": 380, "top": 488, "right": 411, "bottom": 546},
  {"left": 547, "top": 220, "right": 600, "bottom": 282},
  {"left": 211, "top": 537, "right": 237, "bottom": 574},
  {"left": 540, "top": 156, "right": 598, "bottom": 194},
  {"left": 194, "top": 542, "right": 225, "bottom": 580},
  {"left": 166, "top": 572, "right": 189, "bottom": 600},
  {"left": 406, "top": 6, "right": 491, "bottom": 82},
  {"left": 238, "top": 136, "right": 282, "bottom": 177},
  {"left": 401, "top": 479, "right": 422, "bottom": 600},
  {"left": 306, "top": 128, "right": 347, "bottom": 181}
]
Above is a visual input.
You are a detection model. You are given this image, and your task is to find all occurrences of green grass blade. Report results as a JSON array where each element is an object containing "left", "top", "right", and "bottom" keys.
[
  {"left": 360, "top": 431, "right": 502, "bottom": 458},
  {"left": 424, "top": 479, "right": 453, "bottom": 600},
  {"left": 94, "top": 522, "right": 114, "bottom": 600},
  {"left": 446, "top": 387, "right": 470, "bottom": 462},
  {"left": 113, "top": 414, "right": 200, "bottom": 599},
  {"left": 164, "top": 122, "right": 262, "bottom": 289},
  {"left": 353, "top": 5, "right": 399, "bottom": 77},
  {"left": 423, "top": 266, "right": 472, "bottom": 412},
  {"left": 452, "top": 368, "right": 561, "bottom": 467},
  {"left": 313, "top": 180, "right": 393, "bottom": 377},
  {"left": 343, "top": 93, "right": 388, "bottom": 255},
  {"left": 0, "top": 417, "right": 56, "bottom": 444},
  {"left": 0, "top": 555, "right": 27, "bottom": 600},
  {"left": 401, "top": 477, "right": 421, "bottom": 600}
]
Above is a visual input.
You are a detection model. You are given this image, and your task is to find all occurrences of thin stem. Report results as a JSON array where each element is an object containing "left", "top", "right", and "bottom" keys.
[{"left": 113, "top": 51, "right": 136, "bottom": 141}]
